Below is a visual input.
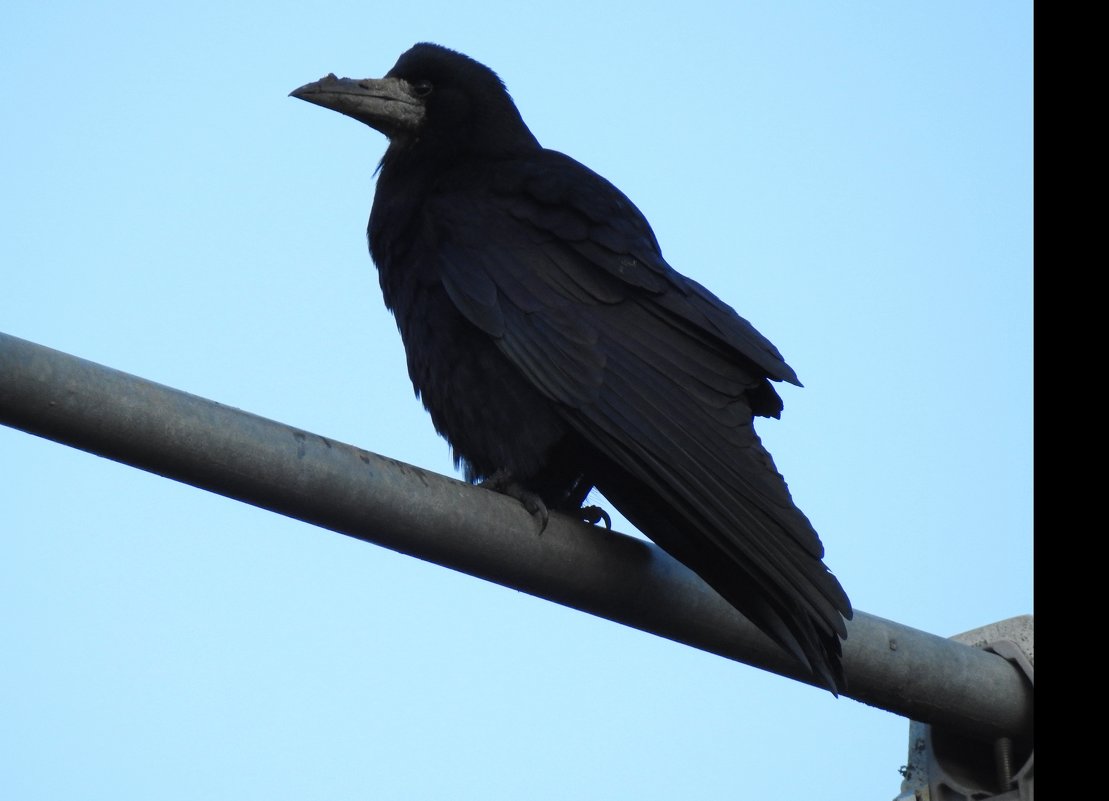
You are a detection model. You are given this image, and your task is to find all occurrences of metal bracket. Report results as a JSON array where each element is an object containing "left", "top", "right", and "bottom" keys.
[{"left": 894, "top": 615, "right": 1034, "bottom": 801}]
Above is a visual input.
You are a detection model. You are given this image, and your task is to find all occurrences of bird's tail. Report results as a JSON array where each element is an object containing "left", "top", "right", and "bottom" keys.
[{"left": 587, "top": 443, "right": 852, "bottom": 694}]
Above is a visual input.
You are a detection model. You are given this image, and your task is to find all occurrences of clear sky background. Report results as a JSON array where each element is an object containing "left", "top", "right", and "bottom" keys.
[{"left": 2, "top": 3, "right": 1032, "bottom": 799}]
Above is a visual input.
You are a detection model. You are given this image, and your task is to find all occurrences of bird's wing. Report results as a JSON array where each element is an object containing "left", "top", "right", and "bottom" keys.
[{"left": 427, "top": 152, "right": 851, "bottom": 685}]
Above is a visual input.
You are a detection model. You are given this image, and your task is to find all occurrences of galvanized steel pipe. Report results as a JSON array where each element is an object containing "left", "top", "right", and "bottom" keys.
[{"left": 0, "top": 331, "right": 1032, "bottom": 741}]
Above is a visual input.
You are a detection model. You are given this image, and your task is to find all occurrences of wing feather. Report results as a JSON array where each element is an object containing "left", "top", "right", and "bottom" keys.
[{"left": 429, "top": 155, "right": 851, "bottom": 683}]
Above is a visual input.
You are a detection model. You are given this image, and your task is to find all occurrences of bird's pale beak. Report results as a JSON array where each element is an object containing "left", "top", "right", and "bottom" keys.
[{"left": 291, "top": 74, "right": 425, "bottom": 138}]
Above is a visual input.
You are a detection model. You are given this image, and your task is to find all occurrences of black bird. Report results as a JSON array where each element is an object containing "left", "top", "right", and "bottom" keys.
[{"left": 291, "top": 43, "right": 852, "bottom": 692}]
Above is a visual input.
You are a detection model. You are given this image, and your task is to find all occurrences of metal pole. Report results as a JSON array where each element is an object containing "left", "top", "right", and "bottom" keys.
[{"left": 0, "top": 331, "right": 1032, "bottom": 741}]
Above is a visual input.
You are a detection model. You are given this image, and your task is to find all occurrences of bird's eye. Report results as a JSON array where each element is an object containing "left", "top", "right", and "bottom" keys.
[{"left": 412, "top": 79, "right": 433, "bottom": 98}]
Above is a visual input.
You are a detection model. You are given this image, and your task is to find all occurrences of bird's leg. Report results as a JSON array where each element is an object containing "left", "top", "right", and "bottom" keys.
[
  {"left": 556, "top": 476, "right": 612, "bottom": 530},
  {"left": 479, "top": 470, "right": 550, "bottom": 533}
]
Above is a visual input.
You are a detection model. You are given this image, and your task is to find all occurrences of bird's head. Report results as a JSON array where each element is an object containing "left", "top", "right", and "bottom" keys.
[{"left": 291, "top": 43, "right": 539, "bottom": 161}]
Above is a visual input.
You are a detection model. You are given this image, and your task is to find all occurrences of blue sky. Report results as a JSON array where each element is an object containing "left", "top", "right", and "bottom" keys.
[{"left": 2, "top": 3, "right": 1032, "bottom": 798}]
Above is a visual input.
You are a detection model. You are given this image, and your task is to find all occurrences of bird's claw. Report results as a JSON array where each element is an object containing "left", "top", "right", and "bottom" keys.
[
  {"left": 523, "top": 495, "right": 550, "bottom": 533},
  {"left": 580, "top": 505, "right": 612, "bottom": 530}
]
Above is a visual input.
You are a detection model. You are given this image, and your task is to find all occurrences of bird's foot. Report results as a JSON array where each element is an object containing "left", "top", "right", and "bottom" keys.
[
  {"left": 479, "top": 471, "right": 549, "bottom": 533},
  {"left": 579, "top": 505, "right": 612, "bottom": 530}
]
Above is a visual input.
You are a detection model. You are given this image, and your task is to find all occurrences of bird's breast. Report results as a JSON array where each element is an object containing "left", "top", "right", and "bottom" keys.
[{"left": 379, "top": 256, "right": 571, "bottom": 484}]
